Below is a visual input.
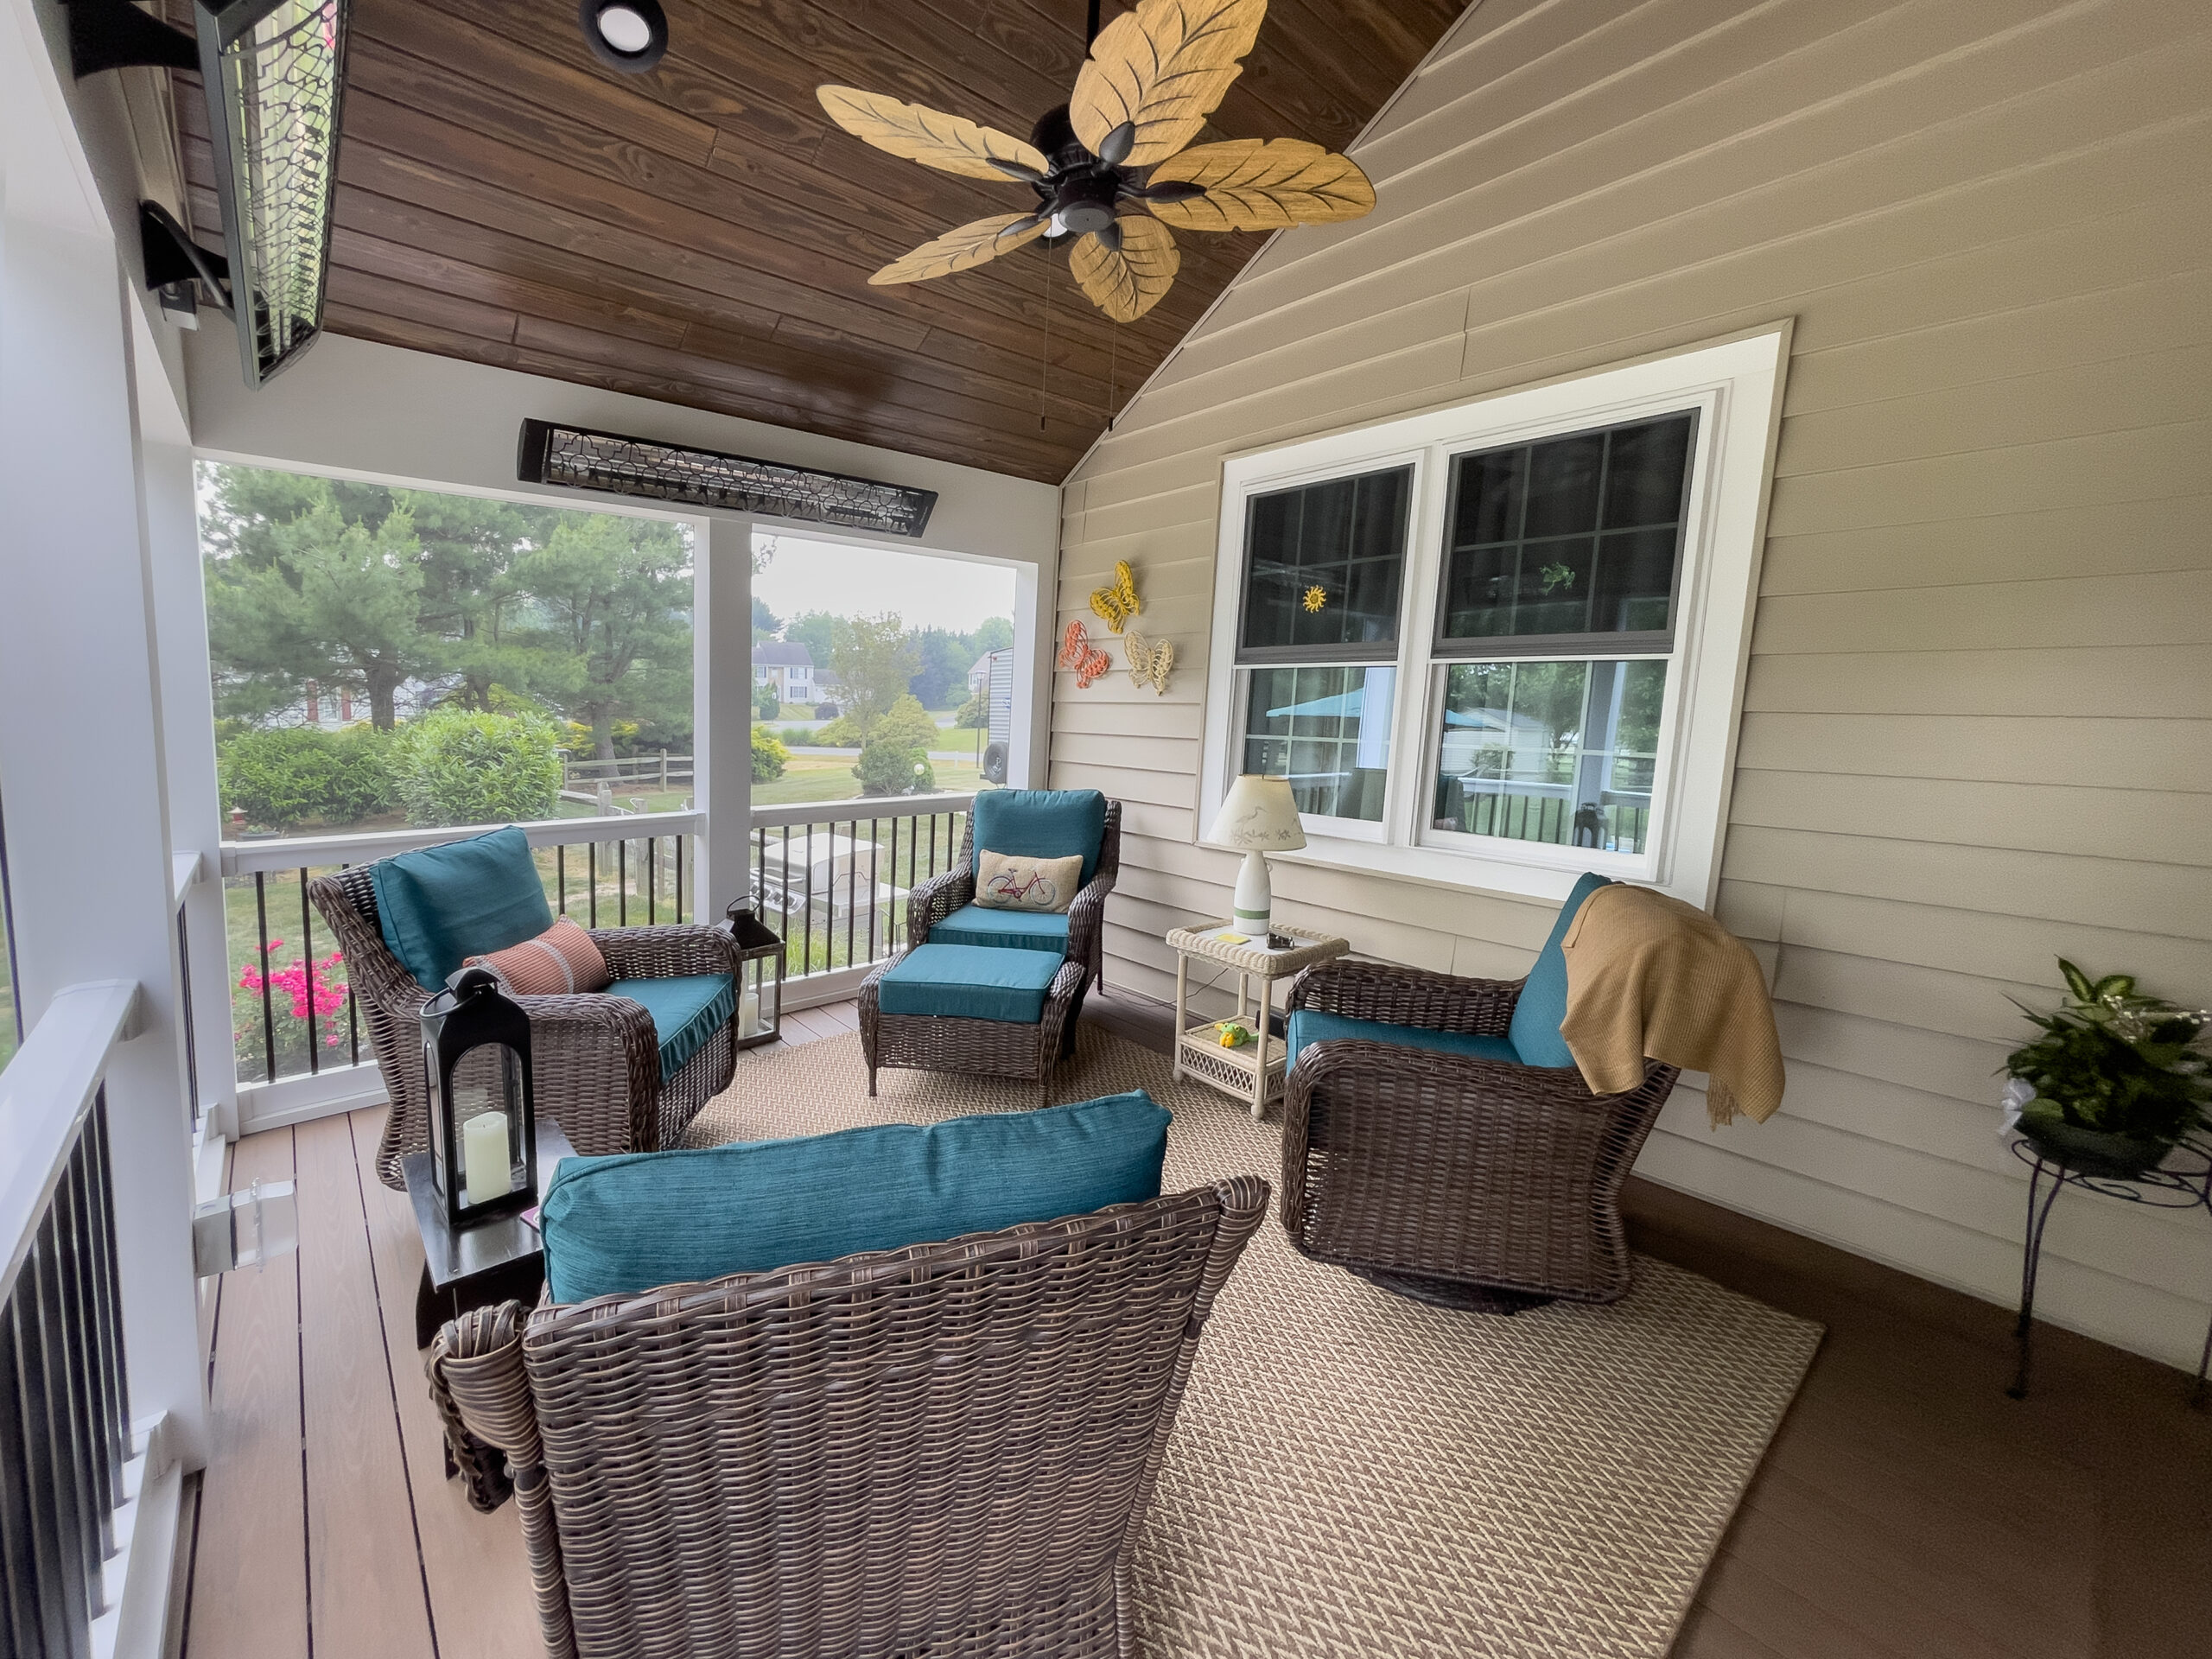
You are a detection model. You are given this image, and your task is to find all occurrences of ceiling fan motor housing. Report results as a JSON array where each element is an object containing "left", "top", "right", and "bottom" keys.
[{"left": 1028, "top": 104, "right": 1124, "bottom": 237}]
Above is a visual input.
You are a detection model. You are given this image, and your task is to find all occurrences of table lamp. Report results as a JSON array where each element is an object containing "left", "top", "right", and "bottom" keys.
[{"left": 1207, "top": 774, "right": 1306, "bottom": 939}]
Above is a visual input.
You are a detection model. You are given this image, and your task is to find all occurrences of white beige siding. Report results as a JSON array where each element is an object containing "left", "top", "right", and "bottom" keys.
[{"left": 1052, "top": 0, "right": 2212, "bottom": 1367}]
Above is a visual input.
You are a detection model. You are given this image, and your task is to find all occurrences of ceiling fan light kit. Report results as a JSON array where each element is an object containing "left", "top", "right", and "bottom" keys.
[
  {"left": 579, "top": 0, "right": 666, "bottom": 73},
  {"left": 816, "top": 0, "right": 1376, "bottom": 325}
]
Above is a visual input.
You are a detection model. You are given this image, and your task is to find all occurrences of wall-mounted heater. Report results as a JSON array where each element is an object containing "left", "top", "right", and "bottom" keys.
[
  {"left": 517, "top": 419, "right": 940, "bottom": 538},
  {"left": 70, "top": 0, "right": 351, "bottom": 386}
]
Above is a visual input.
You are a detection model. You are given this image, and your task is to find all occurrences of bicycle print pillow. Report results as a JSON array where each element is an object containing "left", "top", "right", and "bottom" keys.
[{"left": 975, "top": 849, "right": 1084, "bottom": 914}]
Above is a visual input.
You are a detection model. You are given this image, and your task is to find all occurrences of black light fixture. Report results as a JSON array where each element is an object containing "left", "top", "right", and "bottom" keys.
[
  {"left": 579, "top": 0, "right": 666, "bottom": 73},
  {"left": 419, "top": 967, "right": 538, "bottom": 1230}
]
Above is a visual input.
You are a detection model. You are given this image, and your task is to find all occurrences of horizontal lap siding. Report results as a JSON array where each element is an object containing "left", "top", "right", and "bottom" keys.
[{"left": 1051, "top": 0, "right": 2212, "bottom": 1368}]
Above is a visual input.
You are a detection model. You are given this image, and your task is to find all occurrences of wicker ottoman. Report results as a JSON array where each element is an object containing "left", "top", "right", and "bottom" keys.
[{"left": 860, "top": 944, "right": 1090, "bottom": 1102}]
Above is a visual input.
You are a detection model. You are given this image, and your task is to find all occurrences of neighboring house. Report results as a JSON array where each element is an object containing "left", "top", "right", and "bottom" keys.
[
  {"left": 752, "top": 640, "right": 815, "bottom": 702},
  {"left": 965, "top": 652, "right": 995, "bottom": 696}
]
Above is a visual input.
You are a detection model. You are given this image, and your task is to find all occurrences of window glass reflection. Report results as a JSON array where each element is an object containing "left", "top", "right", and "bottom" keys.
[{"left": 1240, "top": 664, "right": 1397, "bottom": 823}]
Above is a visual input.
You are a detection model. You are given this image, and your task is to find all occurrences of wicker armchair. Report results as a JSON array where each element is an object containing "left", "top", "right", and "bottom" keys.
[
  {"left": 429, "top": 1175, "right": 1269, "bottom": 1659},
  {"left": 903, "top": 798, "right": 1122, "bottom": 988},
  {"left": 1281, "top": 958, "right": 1677, "bottom": 1310},
  {"left": 861, "top": 798, "right": 1121, "bottom": 1099},
  {"left": 309, "top": 867, "right": 741, "bottom": 1191}
]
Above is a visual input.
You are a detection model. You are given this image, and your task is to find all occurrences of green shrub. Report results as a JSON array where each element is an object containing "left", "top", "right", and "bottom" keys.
[
  {"left": 814, "top": 715, "right": 865, "bottom": 748},
  {"left": 752, "top": 722, "right": 789, "bottom": 781},
  {"left": 872, "top": 693, "right": 940, "bottom": 755},
  {"left": 219, "top": 725, "right": 396, "bottom": 831},
  {"left": 954, "top": 687, "right": 988, "bottom": 729},
  {"left": 854, "top": 738, "right": 933, "bottom": 797},
  {"left": 753, "top": 683, "right": 780, "bottom": 719},
  {"left": 390, "top": 705, "right": 563, "bottom": 828},
  {"left": 775, "top": 725, "right": 814, "bottom": 747}
]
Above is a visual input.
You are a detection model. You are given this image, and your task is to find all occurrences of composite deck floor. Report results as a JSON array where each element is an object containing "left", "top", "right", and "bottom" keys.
[{"left": 181, "top": 992, "right": 2212, "bottom": 1659}]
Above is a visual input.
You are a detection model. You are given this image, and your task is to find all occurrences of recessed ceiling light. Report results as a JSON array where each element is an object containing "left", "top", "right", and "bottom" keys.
[{"left": 579, "top": 0, "right": 666, "bottom": 73}]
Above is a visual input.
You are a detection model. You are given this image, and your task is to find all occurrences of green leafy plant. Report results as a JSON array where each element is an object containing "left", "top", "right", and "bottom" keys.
[
  {"left": 813, "top": 715, "right": 865, "bottom": 748},
  {"left": 753, "top": 683, "right": 780, "bottom": 720},
  {"left": 751, "top": 722, "right": 789, "bottom": 782},
  {"left": 853, "top": 738, "right": 933, "bottom": 797},
  {"left": 2005, "top": 959, "right": 2210, "bottom": 1147},
  {"left": 219, "top": 725, "right": 395, "bottom": 830},
  {"left": 390, "top": 705, "right": 563, "bottom": 828}
]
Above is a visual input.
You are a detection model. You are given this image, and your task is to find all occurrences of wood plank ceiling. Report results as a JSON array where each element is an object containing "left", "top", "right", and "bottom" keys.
[{"left": 169, "top": 0, "right": 1468, "bottom": 485}]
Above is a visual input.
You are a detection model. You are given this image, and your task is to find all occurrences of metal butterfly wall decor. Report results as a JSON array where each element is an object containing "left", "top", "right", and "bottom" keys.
[
  {"left": 1124, "top": 628, "right": 1175, "bottom": 695},
  {"left": 1089, "top": 559, "right": 1141, "bottom": 632},
  {"left": 815, "top": 0, "right": 1377, "bottom": 323},
  {"left": 1059, "top": 620, "right": 1112, "bottom": 688}
]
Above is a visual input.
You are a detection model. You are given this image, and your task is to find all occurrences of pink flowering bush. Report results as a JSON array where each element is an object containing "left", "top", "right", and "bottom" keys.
[{"left": 238, "top": 938, "right": 350, "bottom": 1048}]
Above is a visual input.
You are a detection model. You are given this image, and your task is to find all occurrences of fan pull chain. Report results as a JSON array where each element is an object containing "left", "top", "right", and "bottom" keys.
[
  {"left": 1108, "top": 325, "right": 1116, "bottom": 432},
  {"left": 1039, "top": 254, "right": 1052, "bottom": 433}
]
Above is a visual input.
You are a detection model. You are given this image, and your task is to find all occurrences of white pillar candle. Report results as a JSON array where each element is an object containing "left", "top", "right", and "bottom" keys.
[
  {"left": 737, "top": 986, "right": 760, "bottom": 1039},
  {"left": 462, "top": 1109, "right": 512, "bottom": 1206}
]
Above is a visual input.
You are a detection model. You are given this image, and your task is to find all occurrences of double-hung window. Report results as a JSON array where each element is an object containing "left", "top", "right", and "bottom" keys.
[{"left": 1204, "top": 330, "right": 1787, "bottom": 906}]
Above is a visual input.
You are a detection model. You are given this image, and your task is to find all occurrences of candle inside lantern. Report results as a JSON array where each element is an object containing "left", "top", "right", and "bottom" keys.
[
  {"left": 738, "top": 985, "right": 760, "bottom": 1039},
  {"left": 462, "top": 1109, "right": 512, "bottom": 1205}
]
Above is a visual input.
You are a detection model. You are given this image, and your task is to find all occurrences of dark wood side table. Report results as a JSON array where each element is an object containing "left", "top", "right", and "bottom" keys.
[{"left": 402, "top": 1116, "right": 578, "bottom": 1350}]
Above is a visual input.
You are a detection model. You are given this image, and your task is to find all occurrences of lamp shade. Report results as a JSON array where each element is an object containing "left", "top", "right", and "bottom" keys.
[{"left": 1207, "top": 775, "right": 1306, "bottom": 852}]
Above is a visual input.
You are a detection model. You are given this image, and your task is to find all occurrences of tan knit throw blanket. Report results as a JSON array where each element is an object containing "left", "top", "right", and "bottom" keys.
[{"left": 1559, "top": 884, "right": 1786, "bottom": 1127}]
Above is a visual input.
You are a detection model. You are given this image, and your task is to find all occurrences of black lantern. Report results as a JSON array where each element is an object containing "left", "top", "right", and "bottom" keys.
[
  {"left": 724, "top": 900, "right": 785, "bottom": 1050},
  {"left": 420, "top": 966, "right": 537, "bottom": 1229}
]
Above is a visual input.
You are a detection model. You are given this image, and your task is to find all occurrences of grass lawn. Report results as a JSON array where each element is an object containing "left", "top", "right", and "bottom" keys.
[{"left": 752, "top": 753, "right": 984, "bottom": 809}]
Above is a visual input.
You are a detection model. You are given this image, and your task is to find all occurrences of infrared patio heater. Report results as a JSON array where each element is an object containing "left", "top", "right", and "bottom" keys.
[{"left": 68, "top": 0, "right": 352, "bottom": 387}]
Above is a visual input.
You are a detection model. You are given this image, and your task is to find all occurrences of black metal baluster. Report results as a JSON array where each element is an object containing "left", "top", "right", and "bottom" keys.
[
  {"left": 802, "top": 822, "right": 814, "bottom": 976},
  {"left": 175, "top": 903, "right": 199, "bottom": 1128},
  {"left": 618, "top": 836, "right": 628, "bottom": 928},
  {"left": 844, "top": 819, "right": 857, "bottom": 969},
  {"left": 23, "top": 1242, "right": 92, "bottom": 1652},
  {"left": 0, "top": 1301, "right": 51, "bottom": 1656},
  {"left": 0, "top": 1299, "right": 67, "bottom": 1658},
  {"left": 868, "top": 819, "right": 881, "bottom": 963},
  {"left": 588, "top": 842, "right": 599, "bottom": 928},
  {"left": 674, "top": 834, "right": 684, "bottom": 924},
  {"left": 556, "top": 845, "right": 568, "bottom": 917},
  {"left": 253, "top": 873, "right": 276, "bottom": 1084},
  {"left": 647, "top": 836, "right": 658, "bottom": 925},
  {"left": 90, "top": 1099, "right": 127, "bottom": 1458},
  {"left": 55, "top": 1156, "right": 109, "bottom": 1564},
  {"left": 299, "top": 868, "right": 319, "bottom": 1076}
]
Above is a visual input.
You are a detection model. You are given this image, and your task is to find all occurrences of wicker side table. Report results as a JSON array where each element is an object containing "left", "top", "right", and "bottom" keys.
[{"left": 1166, "top": 922, "right": 1349, "bottom": 1118}]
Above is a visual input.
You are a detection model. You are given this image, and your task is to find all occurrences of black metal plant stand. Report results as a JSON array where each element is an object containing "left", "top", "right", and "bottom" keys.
[{"left": 2008, "top": 1130, "right": 2212, "bottom": 1406}]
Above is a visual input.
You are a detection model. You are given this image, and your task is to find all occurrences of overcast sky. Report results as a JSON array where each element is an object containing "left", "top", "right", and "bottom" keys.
[{"left": 752, "top": 534, "right": 1015, "bottom": 633}]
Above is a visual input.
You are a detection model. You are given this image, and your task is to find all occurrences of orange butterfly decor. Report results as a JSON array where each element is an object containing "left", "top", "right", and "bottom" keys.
[{"left": 1058, "top": 620, "right": 1111, "bottom": 688}]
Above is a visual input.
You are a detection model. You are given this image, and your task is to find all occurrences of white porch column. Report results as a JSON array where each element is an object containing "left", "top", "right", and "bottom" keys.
[
  {"left": 696, "top": 512, "right": 755, "bottom": 923},
  {"left": 0, "top": 213, "right": 211, "bottom": 1465}
]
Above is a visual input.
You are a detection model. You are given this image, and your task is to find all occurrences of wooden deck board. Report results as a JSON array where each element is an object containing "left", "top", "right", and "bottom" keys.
[{"left": 184, "top": 992, "right": 2212, "bottom": 1659}]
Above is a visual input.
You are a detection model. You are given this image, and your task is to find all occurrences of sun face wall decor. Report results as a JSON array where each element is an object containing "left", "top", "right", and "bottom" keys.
[{"left": 813, "top": 0, "right": 1377, "bottom": 324}]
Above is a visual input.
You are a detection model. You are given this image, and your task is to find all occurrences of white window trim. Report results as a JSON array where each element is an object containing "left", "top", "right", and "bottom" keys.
[{"left": 1198, "top": 327, "right": 1790, "bottom": 910}]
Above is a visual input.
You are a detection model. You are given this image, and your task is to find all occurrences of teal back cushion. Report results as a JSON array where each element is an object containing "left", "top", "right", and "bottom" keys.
[
  {"left": 970, "top": 789, "right": 1107, "bottom": 889},
  {"left": 370, "top": 826, "right": 552, "bottom": 990},
  {"left": 1506, "top": 872, "right": 1614, "bottom": 1069},
  {"left": 540, "top": 1090, "right": 1173, "bottom": 1303}
]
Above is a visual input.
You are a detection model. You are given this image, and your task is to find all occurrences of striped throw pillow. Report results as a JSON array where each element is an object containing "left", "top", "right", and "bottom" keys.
[{"left": 464, "top": 917, "right": 611, "bottom": 996}]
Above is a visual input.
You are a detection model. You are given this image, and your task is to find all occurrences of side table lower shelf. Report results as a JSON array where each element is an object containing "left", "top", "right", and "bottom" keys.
[{"left": 1176, "top": 1027, "right": 1287, "bottom": 1116}]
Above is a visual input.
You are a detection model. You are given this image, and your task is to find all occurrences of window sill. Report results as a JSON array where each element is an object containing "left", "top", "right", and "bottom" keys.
[{"left": 1262, "top": 833, "right": 1652, "bottom": 907}]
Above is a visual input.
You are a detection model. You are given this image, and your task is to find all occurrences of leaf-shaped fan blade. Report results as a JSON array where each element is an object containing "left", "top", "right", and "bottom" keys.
[
  {"left": 1070, "top": 0, "right": 1268, "bottom": 170},
  {"left": 817, "top": 86, "right": 1050, "bottom": 182},
  {"left": 1145, "top": 138, "right": 1376, "bottom": 232},
  {"left": 870, "top": 214, "right": 1048, "bottom": 286},
  {"left": 1069, "top": 213, "right": 1179, "bottom": 322}
]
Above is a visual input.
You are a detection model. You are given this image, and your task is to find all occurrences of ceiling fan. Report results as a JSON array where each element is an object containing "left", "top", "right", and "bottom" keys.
[{"left": 816, "top": 0, "right": 1376, "bottom": 324}]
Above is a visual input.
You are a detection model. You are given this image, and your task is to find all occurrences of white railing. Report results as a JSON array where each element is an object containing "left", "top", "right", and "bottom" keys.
[
  {"left": 750, "top": 793, "right": 976, "bottom": 1002},
  {"left": 220, "top": 812, "right": 703, "bottom": 1132},
  {"left": 0, "top": 980, "right": 180, "bottom": 1659}
]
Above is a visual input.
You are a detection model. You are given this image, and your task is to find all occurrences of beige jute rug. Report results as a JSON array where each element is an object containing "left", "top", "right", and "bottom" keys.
[{"left": 685, "top": 1023, "right": 1821, "bottom": 1659}]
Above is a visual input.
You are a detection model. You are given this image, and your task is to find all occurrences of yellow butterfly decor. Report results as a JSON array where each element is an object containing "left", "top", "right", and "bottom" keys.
[
  {"left": 1125, "top": 629, "right": 1175, "bottom": 696},
  {"left": 1089, "top": 560, "right": 1141, "bottom": 632}
]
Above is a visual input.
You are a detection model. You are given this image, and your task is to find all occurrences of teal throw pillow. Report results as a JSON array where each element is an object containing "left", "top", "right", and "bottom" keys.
[
  {"left": 540, "top": 1090, "right": 1173, "bottom": 1303},
  {"left": 370, "top": 825, "right": 552, "bottom": 990},
  {"left": 1507, "top": 871, "right": 1613, "bottom": 1068}
]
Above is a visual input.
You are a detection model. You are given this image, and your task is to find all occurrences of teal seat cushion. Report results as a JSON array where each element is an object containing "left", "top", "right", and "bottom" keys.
[
  {"left": 607, "top": 974, "right": 735, "bottom": 1080},
  {"left": 540, "top": 1090, "right": 1173, "bottom": 1302},
  {"left": 970, "top": 789, "right": 1107, "bottom": 889},
  {"left": 1287, "top": 1008, "right": 1522, "bottom": 1073},
  {"left": 1507, "top": 872, "right": 1614, "bottom": 1069},
  {"left": 370, "top": 826, "right": 551, "bottom": 990},
  {"left": 928, "top": 904, "right": 1071, "bottom": 956},
  {"left": 878, "top": 944, "right": 1062, "bottom": 1025}
]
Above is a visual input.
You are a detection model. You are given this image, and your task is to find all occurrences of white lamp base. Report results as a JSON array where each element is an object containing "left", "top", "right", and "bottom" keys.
[{"left": 1231, "top": 849, "right": 1273, "bottom": 939}]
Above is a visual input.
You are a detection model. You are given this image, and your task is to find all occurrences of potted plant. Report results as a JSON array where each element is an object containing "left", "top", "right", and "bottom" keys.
[{"left": 2003, "top": 959, "right": 2210, "bottom": 1179}]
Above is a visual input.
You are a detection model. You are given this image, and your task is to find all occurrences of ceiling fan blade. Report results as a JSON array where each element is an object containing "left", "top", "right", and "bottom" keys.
[
  {"left": 1144, "top": 138, "right": 1376, "bottom": 232},
  {"left": 1069, "top": 213, "right": 1179, "bottom": 322},
  {"left": 817, "top": 86, "right": 1051, "bottom": 182},
  {"left": 1069, "top": 0, "right": 1268, "bottom": 170},
  {"left": 869, "top": 213, "right": 1049, "bottom": 286}
]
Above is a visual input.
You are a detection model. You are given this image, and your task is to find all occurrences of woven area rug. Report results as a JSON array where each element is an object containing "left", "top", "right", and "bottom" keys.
[{"left": 686, "top": 1023, "right": 1821, "bottom": 1659}]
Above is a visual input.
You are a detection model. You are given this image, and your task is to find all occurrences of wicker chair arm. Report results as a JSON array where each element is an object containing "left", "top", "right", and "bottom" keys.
[
  {"left": 591, "top": 923, "right": 741, "bottom": 981},
  {"left": 428, "top": 1303, "right": 578, "bottom": 1659},
  {"left": 512, "top": 993, "right": 662, "bottom": 1157},
  {"left": 1036, "top": 958, "right": 1090, "bottom": 1061},
  {"left": 906, "top": 865, "right": 975, "bottom": 948},
  {"left": 1064, "top": 870, "right": 1116, "bottom": 980},
  {"left": 1285, "top": 957, "right": 1522, "bottom": 1037}
]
